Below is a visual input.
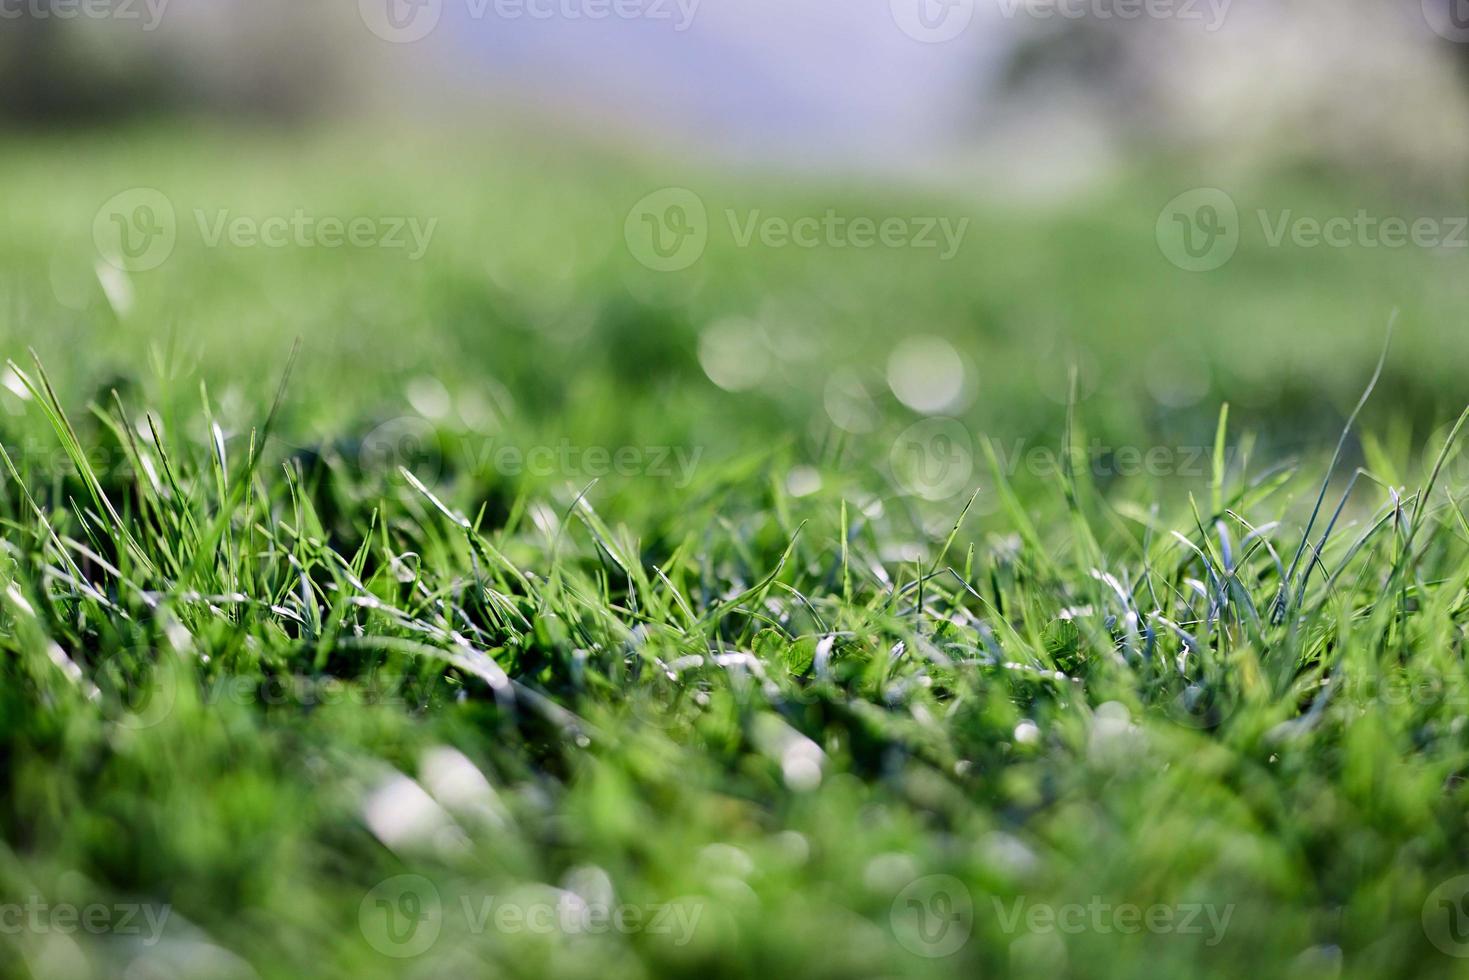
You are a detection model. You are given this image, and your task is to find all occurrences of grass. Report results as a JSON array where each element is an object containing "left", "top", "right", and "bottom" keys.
[{"left": 4, "top": 126, "right": 1469, "bottom": 977}]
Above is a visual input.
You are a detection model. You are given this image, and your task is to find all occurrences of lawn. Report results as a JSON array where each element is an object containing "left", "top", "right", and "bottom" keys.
[{"left": 2, "top": 125, "right": 1469, "bottom": 978}]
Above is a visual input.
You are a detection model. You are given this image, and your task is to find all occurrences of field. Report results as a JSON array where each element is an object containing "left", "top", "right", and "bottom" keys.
[{"left": 3, "top": 126, "right": 1469, "bottom": 978}]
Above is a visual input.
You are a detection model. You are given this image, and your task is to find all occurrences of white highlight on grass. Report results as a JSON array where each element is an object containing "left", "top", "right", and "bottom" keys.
[
  {"left": 782, "top": 753, "right": 823, "bottom": 791},
  {"left": 94, "top": 260, "right": 134, "bottom": 319},
  {"left": 562, "top": 865, "right": 616, "bottom": 909},
  {"left": 31, "top": 933, "right": 88, "bottom": 980},
  {"left": 785, "top": 466, "right": 822, "bottom": 497},
  {"left": 698, "top": 317, "right": 770, "bottom": 392},
  {"left": 528, "top": 501, "right": 561, "bottom": 537},
  {"left": 773, "top": 830, "right": 811, "bottom": 866},
  {"left": 420, "top": 746, "right": 508, "bottom": 829},
  {"left": 699, "top": 843, "right": 755, "bottom": 879},
  {"left": 362, "top": 771, "right": 467, "bottom": 855},
  {"left": 4, "top": 583, "right": 35, "bottom": 617},
  {"left": 457, "top": 388, "right": 502, "bottom": 431},
  {"left": 407, "top": 376, "right": 453, "bottom": 420},
  {"left": 980, "top": 831, "right": 1038, "bottom": 879},
  {"left": 864, "top": 852, "right": 919, "bottom": 893},
  {"left": 823, "top": 369, "right": 879, "bottom": 433},
  {"left": 1088, "top": 701, "right": 1144, "bottom": 767},
  {"left": 0, "top": 368, "right": 27, "bottom": 417},
  {"left": 886, "top": 336, "right": 965, "bottom": 413},
  {"left": 750, "top": 714, "right": 826, "bottom": 790}
]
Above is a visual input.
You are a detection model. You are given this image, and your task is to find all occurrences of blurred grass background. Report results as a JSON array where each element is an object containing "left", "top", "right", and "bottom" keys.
[
  {"left": 5, "top": 124, "right": 1467, "bottom": 490},
  {"left": 6, "top": 3, "right": 1469, "bottom": 978}
]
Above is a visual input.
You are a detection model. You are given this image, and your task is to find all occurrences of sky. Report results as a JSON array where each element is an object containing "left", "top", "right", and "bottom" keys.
[{"left": 422, "top": 0, "right": 1015, "bottom": 171}]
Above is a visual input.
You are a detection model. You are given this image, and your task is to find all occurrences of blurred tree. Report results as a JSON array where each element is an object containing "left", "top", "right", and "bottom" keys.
[
  {"left": 0, "top": 0, "right": 351, "bottom": 127},
  {"left": 988, "top": 0, "right": 1469, "bottom": 194},
  {"left": 0, "top": 11, "right": 178, "bottom": 124}
]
